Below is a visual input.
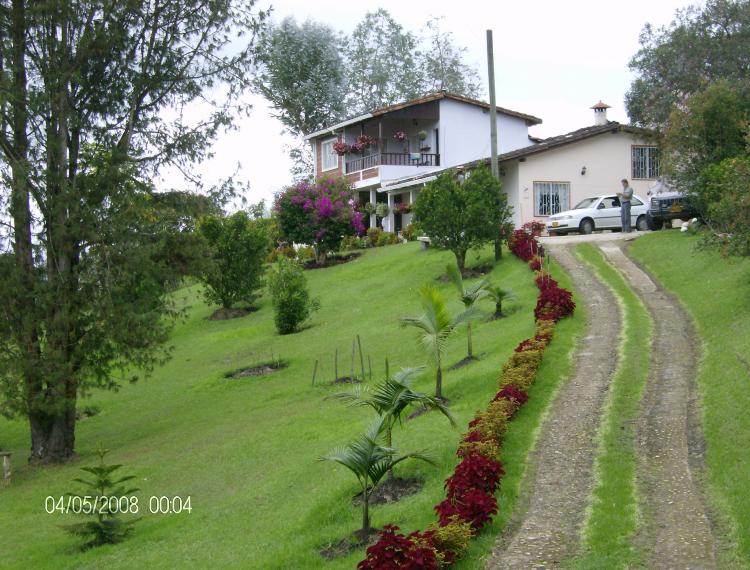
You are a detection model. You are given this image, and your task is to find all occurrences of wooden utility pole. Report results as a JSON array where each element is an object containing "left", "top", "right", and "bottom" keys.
[
  {"left": 487, "top": 30, "right": 503, "bottom": 260},
  {"left": 487, "top": 29, "right": 499, "bottom": 178}
]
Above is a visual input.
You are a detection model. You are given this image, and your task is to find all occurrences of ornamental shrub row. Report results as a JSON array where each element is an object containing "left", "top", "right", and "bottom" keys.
[{"left": 358, "top": 228, "right": 575, "bottom": 568}]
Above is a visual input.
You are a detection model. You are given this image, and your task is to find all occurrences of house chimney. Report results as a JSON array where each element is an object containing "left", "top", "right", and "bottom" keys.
[{"left": 591, "top": 101, "right": 610, "bottom": 126}]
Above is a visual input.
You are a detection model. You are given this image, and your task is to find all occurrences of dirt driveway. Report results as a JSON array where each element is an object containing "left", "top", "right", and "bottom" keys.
[{"left": 485, "top": 239, "right": 716, "bottom": 569}]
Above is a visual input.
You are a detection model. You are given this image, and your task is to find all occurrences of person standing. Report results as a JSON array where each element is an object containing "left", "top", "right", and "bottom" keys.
[{"left": 617, "top": 178, "right": 634, "bottom": 233}]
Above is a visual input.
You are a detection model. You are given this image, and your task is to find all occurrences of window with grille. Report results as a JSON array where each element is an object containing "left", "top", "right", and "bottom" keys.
[
  {"left": 533, "top": 181, "right": 570, "bottom": 216},
  {"left": 632, "top": 146, "right": 660, "bottom": 179},
  {"left": 321, "top": 138, "right": 338, "bottom": 171}
]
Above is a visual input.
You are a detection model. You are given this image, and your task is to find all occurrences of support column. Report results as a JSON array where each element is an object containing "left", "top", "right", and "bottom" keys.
[
  {"left": 386, "top": 192, "right": 394, "bottom": 232},
  {"left": 369, "top": 189, "right": 377, "bottom": 229}
]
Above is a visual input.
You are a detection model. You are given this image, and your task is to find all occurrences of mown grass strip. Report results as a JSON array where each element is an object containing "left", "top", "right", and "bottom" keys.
[{"left": 571, "top": 243, "right": 653, "bottom": 569}]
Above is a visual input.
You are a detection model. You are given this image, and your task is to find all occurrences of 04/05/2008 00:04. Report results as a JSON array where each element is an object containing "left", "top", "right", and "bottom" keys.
[{"left": 44, "top": 495, "right": 192, "bottom": 515}]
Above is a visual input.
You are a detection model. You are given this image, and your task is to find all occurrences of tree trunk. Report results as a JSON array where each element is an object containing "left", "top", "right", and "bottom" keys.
[
  {"left": 494, "top": 237, "right": 502, "bottom": 261},
  {"left": 386, "top": 426, "right": 394, "bottom": 481},
  {"left": 362, "top": 484, "right": 370, "bottom": 532},
  {"left": 28, "top": 403, "right": 76, "bottom": 464},
  {"left": 495, "top": 301, "right": 502, "bottom": 318},
  {"left": 467, "top": 322, "right": 473, "bottom": 359},
  {"left": 435, "top": 361, "right": 443, "bottom": 400},
  {"left": 454, "top": 249, "right": 466, "bottom": 273},
  {"left": 314, "top": 246, "right": 327, "bottom": 265}
]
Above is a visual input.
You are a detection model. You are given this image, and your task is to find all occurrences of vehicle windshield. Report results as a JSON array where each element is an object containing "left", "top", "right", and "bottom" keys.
[{"left": 573, "top": 197, "right": 599, "bottom": 209}]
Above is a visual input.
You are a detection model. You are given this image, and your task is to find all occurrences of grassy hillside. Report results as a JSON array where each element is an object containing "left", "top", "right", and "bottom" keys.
[
  {"left": 630, "top": 232, "right": 750, "bottom": 567},
  {"left": 0, "top": 242, "right": 578, "bottom": 569}
]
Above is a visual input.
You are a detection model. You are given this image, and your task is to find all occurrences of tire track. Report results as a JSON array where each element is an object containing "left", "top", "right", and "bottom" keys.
[
  {"left": 485, "top": 245, "right": 619, "bottom": 569},
  {"left": 599, "top": 243, "right": 716, "bottom": 569}
]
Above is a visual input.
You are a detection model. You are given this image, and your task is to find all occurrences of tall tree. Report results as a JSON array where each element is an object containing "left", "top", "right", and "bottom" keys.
[
  {"left": 626, "top": 0, "right": 750, "bottom": 129},
  {"left": 254, "top": 17, "right": 346, "bottom": 136},
  {"left": 0, "top": 0, "right": 267, "bottom": 463},
  {"left": 345, "top": 9, "right": 423, "bottom": 113},
  {"left": 418, "top": 17, "right": 481, "bottom": 98}
]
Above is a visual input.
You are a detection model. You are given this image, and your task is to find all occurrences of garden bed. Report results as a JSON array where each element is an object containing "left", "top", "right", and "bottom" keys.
[
  {"left": 224, "top": 361, "right": 287, "bottom": 379},
  {"left": 303, "top": 252, "right": 361, "bottom": 270}
]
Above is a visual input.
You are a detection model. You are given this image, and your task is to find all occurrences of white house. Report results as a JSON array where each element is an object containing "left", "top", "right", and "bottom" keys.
[
  {"left": 380, "top": 102, "right": 660, "bottom": 229},
  {"left": 304, "top": 91, "right": 542, "bottom": 232}
]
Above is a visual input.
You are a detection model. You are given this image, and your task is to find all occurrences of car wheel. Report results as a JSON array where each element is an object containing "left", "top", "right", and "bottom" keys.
[
  {"left": 579, "top": 218, "right": 594, "bottom": 234},
  {"left": 636, "top": 215, "right": 649, "bottom": 231},
  {"left": 646, "top": 214, "right": 663, "bottom": 231}
]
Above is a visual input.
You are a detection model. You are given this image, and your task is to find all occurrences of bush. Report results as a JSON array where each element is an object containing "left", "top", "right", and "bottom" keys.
[
  {"left": 427, "top": 517, "right": 473, "bottom": 565},
  {"left": 456, "top": 433, "right": 501, "bottom": 460},
  {"left": 508, "top": 228, "right": 544, "bottom": 261},
  {"left": 534, "top": 285, "right": 576, "bottom": 321},
  {"left": 358, "top": 525, "right": 440, "bottom": 570},
  {"left": 445, "top": 453, "right": 504, "bottom": 500},
  {"left": 267, "top": 257, "right": 319, "bottom": 334},
  {"left": 528, "top": 256, "right": 543, "bottom": 271},
  {"left": 401, "top": 223, "right": 417, "bottom": 241},
  {"left": 266, "top": 245, "right": 295, "bottom": 263},
  {"left": 274, "top": 174, "right": 364, "bottom": 263},
  {"left": 295, "top": 245, "right": 315, "bottom": 263},
  {"left": 376, "top": 231, "right": 399, "bottom": 247},
  {"left": 366, "top": 227, "right": 383, "bottom": 247},
  {"left": 493, "top": 385, "right": 529, "bottom": 406},
  {"left": 434, "top": 489, "right": 498, "bottom": 530},
  {"left": 535, "top": 271, "right": 558, "bottom": 291},
  {"left": 197, "top": 212, "right": 269, "bottom": 309},
  {"left": 341, "top": 235, "right": 368, "bottom": 251}
]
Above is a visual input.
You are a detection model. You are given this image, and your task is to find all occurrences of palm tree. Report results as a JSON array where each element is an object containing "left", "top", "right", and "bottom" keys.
[
  {"left": 485, "top": 284, "right": 514, "bottom": 318},
  {"left": 447, "top": 263, "right": 488, "bottom": 359},
  {"left": 331, "top": 367, "right": 456, "bottom": 480},
  {"left": 319, "top": 418, "right": 434, "bottom": 533},
  {"left": 400, "top": 284, "right": 474, "bottom": 400}
]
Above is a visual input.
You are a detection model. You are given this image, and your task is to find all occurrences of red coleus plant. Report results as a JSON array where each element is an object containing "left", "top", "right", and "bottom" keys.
[
  {"left": 535, "top": 272, "right": 558, "bottom": 291},
  {"left": 493, "top": 385, "right": 529, "bottom": 406},
  {"left": 534, "top": 285, "right": 576, "bottom": 321},
  {"left": 435, "top": 489, "right": 498, "bottom": 530},
  {"left": 528, "top": 256, "right": 543, "bottom": 271},
  {"left": 358, "top": 525, "right": 440, "bottom": 570},
  {"left": 508, "top": 229, "right": 544, "bottom": 262},
  {"left": 445, "top": 453, "right": 504, "bottom": 500}
]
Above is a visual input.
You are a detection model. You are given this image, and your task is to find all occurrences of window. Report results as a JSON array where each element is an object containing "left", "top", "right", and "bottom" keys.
[
  {"left": 599, "top": 197, "right": 619, "bottom": 209},
  {"left": 632, "top": 146, "right": 660, "bottom": 179},
  {"left": 321, "top": 138, "right": 338, "bottom": 171},
  {"left": 533, "top": 181, "right": 570, "bottom": 216}
]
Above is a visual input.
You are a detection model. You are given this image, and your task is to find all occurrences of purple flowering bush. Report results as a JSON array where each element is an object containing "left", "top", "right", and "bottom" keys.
[{"left": 274, "top": 175, "right": 365, "bottom": 264}]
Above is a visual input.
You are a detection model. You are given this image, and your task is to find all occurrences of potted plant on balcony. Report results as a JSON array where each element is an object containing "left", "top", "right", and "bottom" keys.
[
  {"left": 418, "top": 130, "right": 430, "bottom": 151},
  {"left": 333, "top": 141, "right": 351, "bottom": 156}
]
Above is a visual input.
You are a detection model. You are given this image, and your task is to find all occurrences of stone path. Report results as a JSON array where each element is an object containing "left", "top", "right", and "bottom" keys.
[
  {"left": 485, "top": 245, "right": 620, "bottom": 569},
  {"left": 485, "top": 241, "right": 717, "bottom": 569}
]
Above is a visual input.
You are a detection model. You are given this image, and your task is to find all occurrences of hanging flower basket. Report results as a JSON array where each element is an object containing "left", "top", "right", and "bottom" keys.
[
  {"left": 395, "top": 203, "right": 411, "bottom": 214},
  {"left": 375, "top": 203, "right": 390, "bottom": 218},
  {"left": 393, "top": 130, "right": 407, "bottom": 142},
  {"left": 363, "top": 202, "right": 376, "bottom": 215},
  {"left": 332, "top": 141, "right": 350, "bottom": 156}
]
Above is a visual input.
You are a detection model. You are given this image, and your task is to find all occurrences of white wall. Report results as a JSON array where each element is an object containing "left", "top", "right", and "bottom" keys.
[
  {"left": 438, "top": 99, "right": 533, "bottom": 167},
  {"left": 499, "top": 161, "right": 521, "bottom": 227},
  {"left": 512, "top": 131, "right": 656, "bottom": 226}
]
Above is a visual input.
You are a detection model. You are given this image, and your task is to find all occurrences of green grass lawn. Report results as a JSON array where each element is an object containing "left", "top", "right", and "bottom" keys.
[
  {"left": 0, "top": 242, "right": 579, "bottom": 569},
  {"left": 630, "top": 231, "right": 750, "bottom": 567},
  {"left": 571, "top": 243, "right": 652, "bottom": 569}
]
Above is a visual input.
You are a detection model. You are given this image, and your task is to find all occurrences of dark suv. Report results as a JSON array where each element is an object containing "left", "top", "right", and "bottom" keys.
[{"left": 645, "top": 186, "right": 699, "bottom": 230}]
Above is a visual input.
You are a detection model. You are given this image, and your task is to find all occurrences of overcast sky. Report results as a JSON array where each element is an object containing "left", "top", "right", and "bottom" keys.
[{"left": 157, "top": 0, "right": 697, "bottom": 206}]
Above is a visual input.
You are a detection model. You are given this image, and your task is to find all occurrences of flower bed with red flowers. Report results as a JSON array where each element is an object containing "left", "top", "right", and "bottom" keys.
[{"left": 358, "top": 229, "right": 575, "bottom": 568}]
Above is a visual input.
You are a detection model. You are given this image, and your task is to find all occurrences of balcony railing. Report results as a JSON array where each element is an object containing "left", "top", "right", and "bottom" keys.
[{"left": 345, "top": 152, "right": 440, "bottom": 174}]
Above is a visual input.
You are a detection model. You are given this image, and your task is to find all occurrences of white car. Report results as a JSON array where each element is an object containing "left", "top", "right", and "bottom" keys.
[{"left": 545, "top": 194, "right": 649, "bottom": 235}]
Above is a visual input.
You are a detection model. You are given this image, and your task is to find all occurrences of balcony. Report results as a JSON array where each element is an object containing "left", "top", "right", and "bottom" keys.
[{"left": 345, "top": 152, "right": 440, "bottom": 174}]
